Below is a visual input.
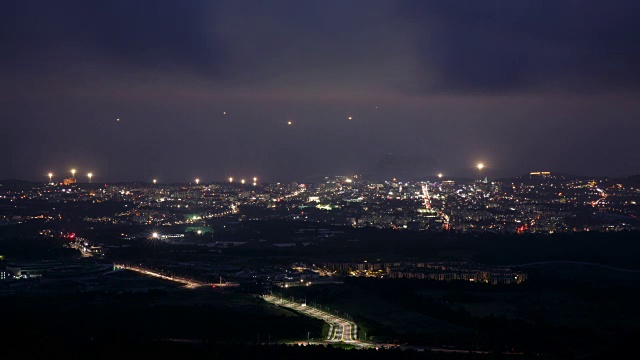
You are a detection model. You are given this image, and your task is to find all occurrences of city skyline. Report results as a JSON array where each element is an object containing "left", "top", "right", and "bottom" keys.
[
  {"left": 12, "top": 166, "right": 636, "bottom": 185},
  {"left": 4, "top": 1, "right": 640, "bottom": 182}
]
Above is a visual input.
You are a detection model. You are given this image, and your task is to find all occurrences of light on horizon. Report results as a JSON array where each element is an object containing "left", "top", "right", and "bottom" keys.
[
  {"left": 477, "top": 163, "right": 485, "bottom": 170},
  {"left": 71, "top": 169, "right": 76, "bottom": 178},
  {"left": 241, "top": 179, "right": 245, "bottom": 184},
  {"left": 229, "top": 177, "right": 233, "bottom": 183},
  {"left": 48, "top": 172, "right": 53, "bottom": 183},
  {"left": 87, "top": 172, "right": 93, "bottom": 183},
  {"left": 153, "top": 179, "right": 157, "bottom": 184},
  {"left": 195, "top": 178, "right": 200, "bottom": 185},
  {"left": 438, "top": 173, "right": 443, "bottom": 178}
]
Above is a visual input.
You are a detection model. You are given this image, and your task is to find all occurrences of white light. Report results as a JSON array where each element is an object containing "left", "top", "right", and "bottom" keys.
[
  {"left": 195, "top": 178, "right": 200, "bottom": 185},
  {"left": 153, "top": 179, "right": 157, "bottom": 184},
  {"left": 229, "top": 177, "right": 233, "bottom": 183},
  {"left": 241, "top": 179, "right": 245, "bottom": 184},
  {"left": 477, "top": 163, "right": 484, "bottom": 170},
  {"left": 438, "top": 173, "right": 443, "bottom": 178},
  {"left": 152, "top": 232, "right": 159, "bottom": 239}
]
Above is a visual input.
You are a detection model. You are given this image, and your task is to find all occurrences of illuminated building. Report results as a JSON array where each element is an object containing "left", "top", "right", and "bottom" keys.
[{"left": 62, "top": 178, "right": 77, "bottom": 186}]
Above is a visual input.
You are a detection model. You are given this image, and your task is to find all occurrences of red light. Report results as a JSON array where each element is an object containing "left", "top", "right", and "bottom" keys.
[{"left": 68, "top": 233, "right": 76, "bottom": 240}]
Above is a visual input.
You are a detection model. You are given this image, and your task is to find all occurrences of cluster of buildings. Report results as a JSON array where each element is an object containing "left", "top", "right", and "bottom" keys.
[
  {"left": 1, "top": 172, "right": 639, "bottom": 236},
  {"left": 319, "top": 261, "right": 527, "bottom": 285}
]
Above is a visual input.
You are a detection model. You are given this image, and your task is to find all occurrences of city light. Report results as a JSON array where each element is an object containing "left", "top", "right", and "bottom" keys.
[
  {"left": 195, "top": 178, "right": 200, "bottom": 185},
  {"left": 438, "top": 173, "right": 443, "bottom": 178},
  {"left": 287, "top": 121, "right": 293, "bottom": 125},
  {"left": 229, "top": 177, "right": 233, "bottom": 183},
  {"left": 48, "top": 172, "right": 53, "bottom": 183},
  {"left": 151, "top": 232, "right": 159, "bottom": 239},
  {"left": 477, "top": 163, "right": 484, "bottom": 170},
  {"left": 87, "top": 172, "right": 93, "bottom": 183},
  {"left": 71, "top": 169, "right": 76, "bottom": 178},
  {"left": 253, "top": 177, "right": 257, "bottom": 182},
  {"left": 241, "top": 179, "right": 246, "bottom": 184},
  {"left": 348, "top": 116, "right": 353, "bottom": 120},
  {"left": 153, "top": 179, "right": 157, "bottom": 184}
]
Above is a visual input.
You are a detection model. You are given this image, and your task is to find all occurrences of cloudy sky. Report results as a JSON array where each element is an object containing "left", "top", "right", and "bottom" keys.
[{"left": 3, "top": 0, "right": 640, "bottom": 182}]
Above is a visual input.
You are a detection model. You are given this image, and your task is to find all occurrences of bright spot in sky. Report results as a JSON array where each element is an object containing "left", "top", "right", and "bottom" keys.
[
  {"left": 287, "top": 121, "right": 292, "bottom": 125},
  {"left": 223, "top": 112, "right": 227, "bottom": 115},
  {"left": 116, "top": 118, "right": 120, "bottom": 122},
  {"left": 348, "top": 116, "right": 353, "bottom": 120}
]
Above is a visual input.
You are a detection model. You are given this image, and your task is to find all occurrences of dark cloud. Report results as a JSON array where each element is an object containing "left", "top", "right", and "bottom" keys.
[
  {"left": 398, "top": 0, "right": 640, "bottom": 94},
  {"left": 3, "top": 1, "right": 229, "bottom": 78},
  {"left": 2, "top": 1, "right": 640, "bottom": 182}
]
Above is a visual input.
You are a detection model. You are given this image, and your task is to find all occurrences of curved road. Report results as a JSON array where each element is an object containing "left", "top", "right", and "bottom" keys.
[{"left": 263, "top": 295, "right": 364, "bottom": 345}]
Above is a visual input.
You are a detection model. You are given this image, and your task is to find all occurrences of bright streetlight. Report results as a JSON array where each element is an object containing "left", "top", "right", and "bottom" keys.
[
  {"left": 48, "top": 172, "right": 53, "bottom": 183},
  {"left": 438, "top": 173, "right": 443, "bottom": 179},
  {"left": 152, "top": 232, "right": 159, "bottom": 239},
  {"left": 195, "top": 178, "right": 200, "bottom": 185},
  {"left": 153, "top": 179, "right": 157, "bottom": 184},
  {"left": 477, "top": 163, "right": 484, "bottom": 170},
  {"left": 87, "top": 173, "right": 93, "bottom": 183},
  {"left": 241, "top": 179, "right": 245, "bottom": 184},
  {"left": 229, "top": 177, "right": 233, "bottom": 183},
  {"left": 71, "top": 169, "right": 76, "bottom": 178}
]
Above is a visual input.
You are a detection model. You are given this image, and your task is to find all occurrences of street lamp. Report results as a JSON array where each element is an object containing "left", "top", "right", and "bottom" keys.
[
  {"left": 71, "top": 169, "right": 76, "bottom": 179},
  {"left": 195, "top": 178, "right": 200, "bottom": 185},
  {"left": 477, "top": 163, "right": 485, "bottom": 183},
  {"left": 48, "top": 172, "right": 53, "bottom": 184},
  {"left": 87, "top": 172, "right": 93, "bottom": 183},
  {"left": 241, "top": 179, "right": 245, "bottom": 185},
  {"left": 229, "top": 177, "right": 233, "bottom": 183},
  {"left": 153, "top": 179, "right": 157, "bottom": 184},
  {"left": 437, "top": 173, "right": 443, "bottom": 179}
]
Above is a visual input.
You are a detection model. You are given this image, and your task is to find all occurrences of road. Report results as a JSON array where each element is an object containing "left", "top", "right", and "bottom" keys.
[
  {"left": 114, "top": 263, "right": 207, "bottom": 289},
  {"left": 262, "top": 294, "right": 368, "bottom": 346}
]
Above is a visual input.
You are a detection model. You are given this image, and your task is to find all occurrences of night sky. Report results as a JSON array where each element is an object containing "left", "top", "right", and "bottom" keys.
[{"left": 4, "top": 1, "right": 640, "bottom": 183}]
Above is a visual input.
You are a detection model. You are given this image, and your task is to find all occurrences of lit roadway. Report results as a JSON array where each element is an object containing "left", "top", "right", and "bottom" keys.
[
  {"left": 263, "top": 294, "right": 369, "bottom": 346},
  {"left": 114, "top": 264, "right": 207, "bottom": 289}
]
